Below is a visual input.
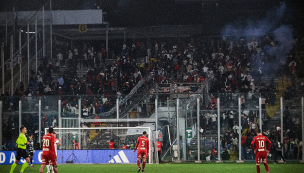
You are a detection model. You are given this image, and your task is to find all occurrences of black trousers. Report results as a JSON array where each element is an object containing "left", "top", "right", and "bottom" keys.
[
  {"left": 274, "top": 150, "right": 286, "bottom": 162},
  {"left": 158, "top": 151, "right": 161, "bottom": 163}
]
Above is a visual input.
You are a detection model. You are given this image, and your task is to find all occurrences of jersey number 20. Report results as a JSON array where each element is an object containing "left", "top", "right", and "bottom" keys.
[{"left": 43, "top": 139, "right": 50, "bottom": 147}]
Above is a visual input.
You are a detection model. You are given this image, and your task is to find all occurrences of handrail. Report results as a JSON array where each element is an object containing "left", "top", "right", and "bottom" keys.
[
  {"left": 0, "top": 40, "right": 49, "bottom": 94},
  {"left": 97, "top": 72, "right": 155, "bottom": 118},
  {"left": 0, "top": 1, "right": 50, "bottom": 44},
  {"left": 0, "top": 29, "right": 41, "bottom": 70},
  {"left": 161, "top": 138, "right": 177, "bottom": 160}
]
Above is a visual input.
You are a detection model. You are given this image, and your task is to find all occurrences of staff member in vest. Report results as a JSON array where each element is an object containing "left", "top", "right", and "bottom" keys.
[
  {"left": 156, "top": 140, "right": 162, "bottom": 163},
  {"left": 10, "top": 125, "right": 30, "bottom": 173},
  {"left": 109, "top": 139, "right": 117, "bottom": 149}
]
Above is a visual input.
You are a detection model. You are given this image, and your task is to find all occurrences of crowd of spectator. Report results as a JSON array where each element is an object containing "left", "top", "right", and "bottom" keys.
[{"left": 1, "top": 35, "right": 303, "bottom": 158}]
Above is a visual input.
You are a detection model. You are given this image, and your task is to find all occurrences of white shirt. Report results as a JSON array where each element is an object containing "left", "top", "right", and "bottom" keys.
[
  {"left": 218, "top": 66, "right": 225, "bottom": 74},
  {"left": 83, "top": 108, "right": 89, "bottom": 116},
  {"left": 57, "top": 53, "right": 63, "bottom": 60},
  {"left": 102, "top": 97, "right": 108, "bottom": 104},
  {"left": 232, "top": 125, "right": 239, "bottom": 134},
  {"left": 211, "top": 113, "right": 217, "bottom": 122},
  {"left": 55, "top": 139, "right": 60, "bottom": 156},
  {"left": 52, "top": 119, "right": 57, "bottom": 127},
  {"left": 203, "top": 66, "right": 209, "bottom": 72}
]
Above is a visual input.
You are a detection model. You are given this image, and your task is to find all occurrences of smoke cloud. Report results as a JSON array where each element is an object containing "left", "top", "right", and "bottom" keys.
[{"left": 221, "top": 2, "right": 295, "bottom": 79}]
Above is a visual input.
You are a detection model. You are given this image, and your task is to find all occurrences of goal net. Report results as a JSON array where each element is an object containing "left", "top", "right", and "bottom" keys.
[{"left": 44, "top": 126, "right": 154, "bottom": 164}]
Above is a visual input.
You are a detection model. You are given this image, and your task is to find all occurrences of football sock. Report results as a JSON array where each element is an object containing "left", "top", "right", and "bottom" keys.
[
  {"left": 30, "top": 158, "right": 33, "bottom": 164},
  {"left": 51, "top": 165, "right": 54, "bottom": 172},
  {"left": 142, "top": 161, "right": 146, "bottom": 170},
  {"left": 20, "top": 162, "right": 29, "bottom": 172},
  {"left": 264, "top": 163, "right": 269, "bottom": 172},
  {"left": 137, "top": 160, "right": 141, "bottom": 167},
  {"left": 256, "top": 165, "right": 260, "bottom": 173},
  {"left": 10, "top": 163, "right": 17, "bottom": 173},
  {"left": 47, "top": 165, "right": 50, "bottom": 173}
]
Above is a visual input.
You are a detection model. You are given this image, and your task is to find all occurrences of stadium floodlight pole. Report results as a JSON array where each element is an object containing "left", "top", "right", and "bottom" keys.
[
  {"left": 50, "top": 0, "right": 53, "bottom": 60},
  {"left": 19, "top": 29, "right": 21, "bottom": 82},
  {"left": 78, "top": 98, "right": 82, "bottom": 149},
  {"left": 42, "top": 6, "right": 45, "bottom": 58},
  {"left": 197, "top": 97, "right": 201, "bottom": 162},
  {"left": 19, "top": 100, "right": 21, "bottom": 132},
  {"left": 10, "top": 35, "right": 13, "bottom": 95},
  {"left": 39, "top": 97, "right": 42, "bottom": 144},
  {"left": 27, "top": 21, "right": 30, "bottom": 84},
  {"left": 5, "top": 9, "right": 7, "bottom": 44},
  {"left": 238, "top": 95, "right": 242, "bottom": 161},
  {"left": 259, "top": 96, "right": 262, "bottom": 131},
  {"left": 302, "top": 97, "right": 304, "bottom": 161},
  {"left": 217, "top": 97, "right": 221, "bottom": 161},
  {"left": 35, "top": 13, "right": 37, "bottom": 75},
  {"left": 1, "top": 43, "right": 4, "bottom": 94},
  {"left": 177, "top": 98, "right": 180, "bottom": 161}
]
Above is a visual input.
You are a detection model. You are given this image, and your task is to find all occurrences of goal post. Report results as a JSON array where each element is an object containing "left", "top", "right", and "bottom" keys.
[{"left": 44, "top": 126, "right": 153, "bottom": 164}]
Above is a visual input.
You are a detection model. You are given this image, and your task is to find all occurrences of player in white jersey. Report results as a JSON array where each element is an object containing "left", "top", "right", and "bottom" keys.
[{"left": 47, "top": 131, "right": 61, "bottom": 173}]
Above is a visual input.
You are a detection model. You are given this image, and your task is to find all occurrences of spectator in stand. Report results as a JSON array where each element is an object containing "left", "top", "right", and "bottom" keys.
[
  {"left": 1, "top": 142, "right": 8, "bottom": 151},
  {"left": 210, "top": 111, "right": 217, "bottom": 130},
  {"left": 99, "top": 103, "right": 105, "bottom": 117}
]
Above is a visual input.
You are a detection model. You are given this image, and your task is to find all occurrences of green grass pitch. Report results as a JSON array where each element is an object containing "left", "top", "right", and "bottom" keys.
[{"left": 1, "top": 163, "right": 303, "bottom": 173}]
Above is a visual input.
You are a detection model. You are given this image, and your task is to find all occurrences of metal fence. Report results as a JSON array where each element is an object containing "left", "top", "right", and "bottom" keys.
[{"left": 0, "top": 93, "right": 303, "bottom": 162}]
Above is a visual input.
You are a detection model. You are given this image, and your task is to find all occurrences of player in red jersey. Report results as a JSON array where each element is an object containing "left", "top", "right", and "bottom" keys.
[
  {"left": 251, "top": 129, "right": 271, "bottom": 173},
  {"left": 133, "top": 131, "right": 149, "bottom": 172},
  {"left": 39, "top": 127, "right": 58, "bottom": 173}
]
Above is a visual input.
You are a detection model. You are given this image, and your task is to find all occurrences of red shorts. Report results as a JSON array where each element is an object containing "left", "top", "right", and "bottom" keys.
[
  {"left": 42, "top": 154, "right": 57, "bottom": 166},
  {"left": 255, "top": 151, "right": 267, "bottom": 164},
  {"left": 137, "top": 150, "right": 147, "bottom": 159}
]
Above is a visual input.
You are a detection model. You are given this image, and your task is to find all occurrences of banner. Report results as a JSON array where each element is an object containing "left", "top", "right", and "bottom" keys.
[{"left": 0, "top": 150, "right": 137, "bottom": 165}]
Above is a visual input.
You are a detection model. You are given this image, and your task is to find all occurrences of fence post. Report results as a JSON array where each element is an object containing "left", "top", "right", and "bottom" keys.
[
  {"left": 259, "top": 96, "right": 262, "bottom": 131},
  {"left": 280, "top": 96, "right": 284, "bottom": 156},
  {"left": 238, "top": 95, "right": 243, "bottom": 162},
  {"left": 155, "top": 96, "right": 158, "bottom": 130},
  {"left": 38, "top": 97, "right": 42, "bottom": 145},
  {"left": 196, "top": 97, "right": 202, "bottom": 163},
  {"left": 217, "top": 97, "right": 222, "bottom": 162},
  {"left": 19, "top": 100, "right": 22, "bottom": 132},
  {"left": 177, "top": 98, "right": 180, "bottom": 161},
  {"left": 301, "top": 97, "right": 304, "bottom": 162},
  {"left": 78, "top": 98, "right": 82, "bottom": 149}
]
